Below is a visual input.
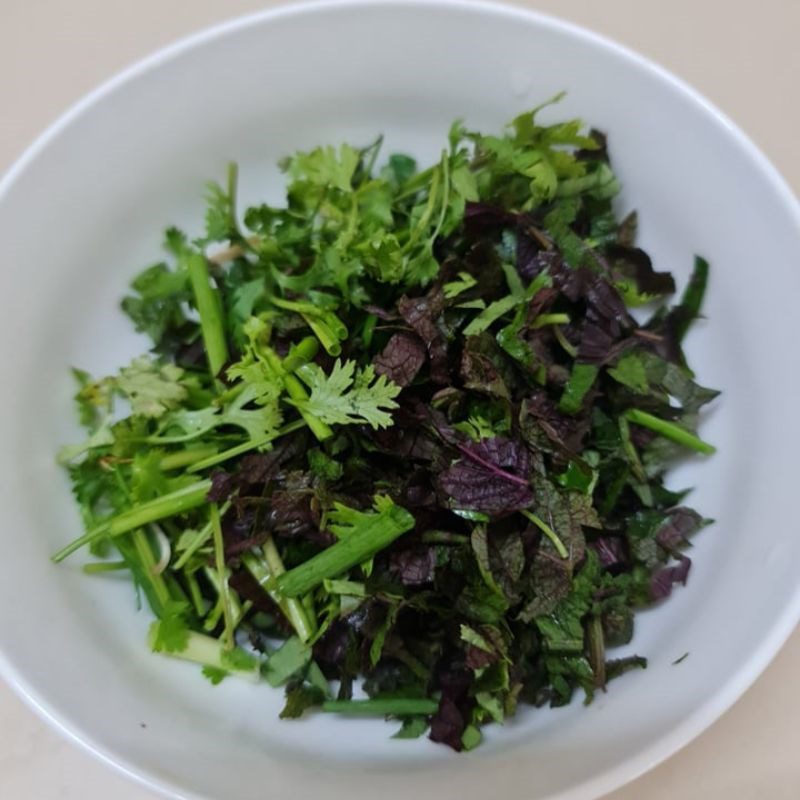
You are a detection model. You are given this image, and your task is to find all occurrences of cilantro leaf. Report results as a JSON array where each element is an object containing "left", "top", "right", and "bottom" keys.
[
  {"left": 149, "top": 601, "right": 191, "bottom": 654},
  {"left": 117, "top": 357, "right": 189, "bottom": 418},
  {"left": 292, "top": 360, "right": 401, "bottom": 429}
]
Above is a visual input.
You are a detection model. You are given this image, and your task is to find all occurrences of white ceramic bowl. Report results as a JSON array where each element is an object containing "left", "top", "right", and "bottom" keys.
[{"left": 1, "top": 2, "right": 799, "bottom": 798}]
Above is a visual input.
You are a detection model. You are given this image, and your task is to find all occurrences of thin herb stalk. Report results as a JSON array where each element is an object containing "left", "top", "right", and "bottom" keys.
[
  {"left": 623, "top": 409, "right": 716, "bottom": 455},
  {"left": 185, "top": 252, "right": 229, "bottom": 381},
  {"left": 209, "top": 503, "right": 236, "bottom": 651},
  {"left": 242, "top": 541, "right": 315, "bottom": 643},
  {"left": 53, "top": 480, "right": 212, "bottom": 563},
  {"left": 321, "top": 698, "right": 438, "bottom": 716},
  {"left": 521, "top": 509, "right": 569, "bottom": 559}
]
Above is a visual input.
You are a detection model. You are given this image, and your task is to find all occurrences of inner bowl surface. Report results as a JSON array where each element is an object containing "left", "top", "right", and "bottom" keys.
[{"left": 0, "top": 2, "right": 799, "bottom": 799}]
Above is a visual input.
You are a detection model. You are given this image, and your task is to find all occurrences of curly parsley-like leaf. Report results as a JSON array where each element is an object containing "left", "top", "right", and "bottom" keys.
[
  {"left": 292, "top": 360, "right": 401, "bottom": 429},
  {"left": 117, "top": 357, "right": 189, "bottom": 419}
]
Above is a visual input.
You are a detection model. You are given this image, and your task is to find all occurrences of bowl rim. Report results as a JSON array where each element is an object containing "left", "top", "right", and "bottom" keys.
[{"left": 1, "top": 1, "right": 799, "bottom": 799}]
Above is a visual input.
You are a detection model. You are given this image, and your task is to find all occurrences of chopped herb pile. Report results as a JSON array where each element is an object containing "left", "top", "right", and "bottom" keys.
[{"left": 56, "top": 96, "right": 717, "bottom": 751}]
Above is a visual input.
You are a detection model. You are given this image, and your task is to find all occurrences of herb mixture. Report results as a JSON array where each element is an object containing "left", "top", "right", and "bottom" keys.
[{"left": 56, "top": 98, "right": 717, "bottom": 751}]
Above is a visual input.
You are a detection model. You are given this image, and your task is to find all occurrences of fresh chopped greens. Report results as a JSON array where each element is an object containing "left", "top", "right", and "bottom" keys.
[{"left": 56, "top": 98, "right": 718, "bottom": 752}]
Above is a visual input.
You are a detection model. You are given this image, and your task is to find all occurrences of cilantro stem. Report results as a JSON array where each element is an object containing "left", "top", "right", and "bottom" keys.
[
  {"left": 172, "top": 500, "right": 230, "bottom": 570},
  {"left": 420, "top": 530, "right": 469, "bottom": 545},
  {"left": 209, "top": 503, "right": 236, "bottom": 650},
  {"left": 202, "top": 566, "right": 248, "bottom": 630},
  {"left": 532, "top": 313, "right": 571, "bottom": 329},
  {"left": 618, "top": 416, "right": 647, "bottom": 482},
  {"left": 132, "top": 528, "right": 172, "bottom": 608},
  {"left": 393, "top": 163, "right": 436, "bottom": 201},
  {"left": 82, "top": 561, "right": 127, "bottom": 574},
  {"left": 226, "top": 162, "right": 240, "bottom": 237},
  {"left": 282, "top": 336, "right": 319, "bottom": 373},
  {"left": 242, "top": 540, "right": 315, "bottom": 643},
  {"left": 108, "top": 467, "right": 176, "bottom": 614},
  {"left": 623, "top": 409, "right": 716, "bottom": 455},
  {"left": 282, "top": 375, "right": 333, "bottom": 441},
  {"left": 405, "top": 166, "right": 440, "bottom": 251},
  {"left": 52, "top": 480, "right": 212, "bottom": 562},
  {"left": 185, "top": 251, "right": 229, "bottom": 381},
  {"left": 430, "top": 149, "right": 450, "bottom": 243},
  {"left": 270, "top": 298, "right": 347, "bottom": 356},
  {"left": 260, "top": 347, "right": 333, "bottom": 442},
  {"left": 553, "top": 324, "right": 578, "bottom": 358},
  {"left": 521, "top": 509, "right": 569, "bottom": 559},
  {"left": 148, "top": 628, "right": 260, "bottom": 683},
  {"left": 320, "top": 698, "right": 438, "bottom": 716},
  {"left": 184, "top": 570, "right": 208, "bottom": 617},
  {"left": 673, "top": 256, "right": 709, "bottom": 345},
  {"left": 303, "top": 316, "right": 341, "bottom": 356},
  {"left": 159, "top": 446, "right": 219, "bottom": 471},
  {"left": 361, "top": 314, "right": 377, "bottom": 348},
  {"left": 359, "top": 133, "right": 384, "bottom": 179},
  {"left": 587, "top": 615, "right": 606, "bottom": 689},
  {"left": 186, "top": 420, "right": 308, "bottom": 473},
  {"left": 322, "top": 578, "right": 366, "bottom": 596},
  {"left": 187, "top": 437, "right": 271, "bottom": 473},
  {"left": 274, "top": 504, "right": 415, "bottom": 598}
]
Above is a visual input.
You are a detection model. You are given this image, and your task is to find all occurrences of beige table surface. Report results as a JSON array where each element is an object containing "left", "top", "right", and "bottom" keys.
[{"left": 1, "top": 1, "right": 799, "bottom": 798}]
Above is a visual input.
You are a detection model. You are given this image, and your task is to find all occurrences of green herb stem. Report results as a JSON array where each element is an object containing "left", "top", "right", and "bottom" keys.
[
  {"left": 132, "top": 528, "right": 172, "bottom": 608},
  {"left": 82, "top": 561, "right": 127, "bottom": 574},
  {"left": 521, "top": 509, "right": 569, "bottom": 559},
  {"left": 270, "top": 298, "right": 347, "bottom": 357},
  {"left": 209, "top": 504, "right": 236, "bottom": 650},
  {"left": 185, "top": 252, "right": 229, "bottom": 381},
  {"left": 226, "top": 162, "right": 240, "bottom": 237},
  {"left": 532, "top": 313, "right": 571, "bottom": 329},
  {"left": 283, "top": 374, "right": 333, "bottom": 441},
  {"left": 421, "top": 530, "right": 470, "bottom": 545},
  {"left": 430, "top": 149, "right": 450, "bottom": 242},
  {"left": 202, "top": 566, "right": 248, "bottom": 628},
  {"left": 404, "top": 166, "right": 440, "bottom": 251},
  {"left": 552, "top": 324, "right": 578, "bottom": 358},
  {"left": 148, "top": 628, "right": 260, "bottom": 683},
  {"left": 159, "top": 446, "right": 219, "bottom": 471},
  {"left": 52, "top": 480, "right": 212, "bottom": 563},
  {"left": 282, "top": 336, "right": 320, "bottom": 373},
  {"left": 184, "top": 570, "right": 208, "bottom": 617},
  {"left": 274, "top": 505, "right": 415, "bottom": 598},
  {"left": 305, "top": 318, "right": 341, "bottom": 356},
  {"left": 361, "top": 314, "right": 377, "bottom": 348},
  {"left": 320, "top": 698, "right": 438, "bottom": 716},
  {"left": 258, "top": 347, "right": 333, "bottom": 442},
  {"left": 172, "top": 501, "right": 231, "bottom": 570},
  {"left": 322, "top": 578, "right": 367, "bottom": 596},
  {"left": 587, "top": 615, "right": 606, "bottom": 689},
  {"left": 674, "top": 256, "right": 709, "bottom": 344},
  {"left": 187, "top": 420, "right": 308, "bottom": 473},
  {"left": 618, "top": 415, "right": 647, "bottom": 482},
  {"left": 242, "top": 544, "right": 315, "bottom": 643},
  {"left": 263, "top": 535, "right": 317, "bottom": 638},
  {"left": 105, "top": 468, "right": 180, "bottom": 615},
  {"left": 623, "top": 409, "right": 716, "bottom": 455}
]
